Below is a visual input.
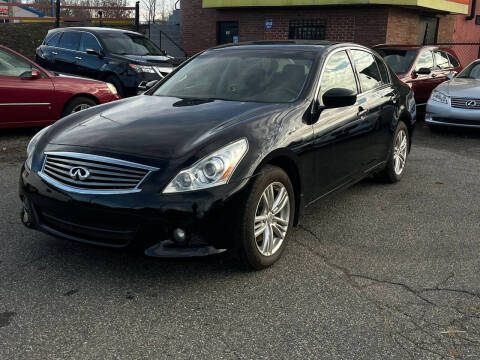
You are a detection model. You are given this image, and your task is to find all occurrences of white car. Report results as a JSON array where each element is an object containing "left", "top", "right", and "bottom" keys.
[{"left": 426, "top": 59, "right": 480, "bottom": 129}]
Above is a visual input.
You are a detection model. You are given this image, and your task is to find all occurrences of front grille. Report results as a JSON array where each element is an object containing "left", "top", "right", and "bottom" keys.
[
  {"left": 451, "top": 97, "right": 480, "bottom": 110},
  {"left": 432, "top": 117, "right": 480, "bottom": 126},
  {"left": 39, "top": 152, "right": 158, "bottom": 194}
]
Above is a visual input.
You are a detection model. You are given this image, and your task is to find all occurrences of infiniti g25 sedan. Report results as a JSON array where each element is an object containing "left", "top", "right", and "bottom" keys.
[{"left": 20, "top": 41, "right": 416, "bottom": 269}]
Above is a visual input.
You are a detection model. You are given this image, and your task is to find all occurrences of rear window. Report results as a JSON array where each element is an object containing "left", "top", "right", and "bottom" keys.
[
  {"left": 59, "top": 31, "right": 81, "bottom": 51},
  {"left": 376, "top": 48, "right": 418, "bottom": 74}
]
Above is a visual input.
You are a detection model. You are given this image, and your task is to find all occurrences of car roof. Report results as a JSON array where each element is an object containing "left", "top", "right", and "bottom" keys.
[
  {"left": 48, "top": 27, "right": 141, "bottom": 36},
  {"left": 373, "top": 44, "right": 437, "bottom": 51},
  {"left": 209, "top": 40, "right": 371, "bottom": 53}
]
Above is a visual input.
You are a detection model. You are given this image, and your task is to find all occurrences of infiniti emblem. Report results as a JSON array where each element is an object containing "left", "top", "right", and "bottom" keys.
[
  {"left": 69, "top": 166, "right": 90, "bottom": 181},
  {"left": 466, "top": 100, "right": 477, "bottom": 107}
]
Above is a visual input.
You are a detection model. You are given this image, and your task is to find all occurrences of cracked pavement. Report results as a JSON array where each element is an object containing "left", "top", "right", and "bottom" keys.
[{"left": 1, "top": 122, "right": 479, "bottom": 359}]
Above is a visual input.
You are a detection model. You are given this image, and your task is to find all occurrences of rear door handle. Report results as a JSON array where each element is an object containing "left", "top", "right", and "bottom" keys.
[
  {"left": 358, "top": 106, "right": 368, "bottom": 119},
  {"left": 52, "top": 51, "right": 58, "bottom": 55},
  {"left": 75, "top": 56, "right": 82, "bottom": 60}
]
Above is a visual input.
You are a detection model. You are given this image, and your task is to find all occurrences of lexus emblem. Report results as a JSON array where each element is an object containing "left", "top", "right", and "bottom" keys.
[
  {"left": 466, "top": 100, "right": 477, "bottom": 107},
  {"left": 69, "top": 166, "right": 90, "bottom": 181}
]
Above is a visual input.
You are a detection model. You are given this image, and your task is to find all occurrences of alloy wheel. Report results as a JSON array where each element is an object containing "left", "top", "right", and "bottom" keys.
[
  {"left": 393, "top": 129, "right": 408, "bottom": 175},
  {"left": 72, "top": 104, "right": 91, "bottom": 113},
  {"left": 254, "top": 182, "right": 290, "bottom": 257}
]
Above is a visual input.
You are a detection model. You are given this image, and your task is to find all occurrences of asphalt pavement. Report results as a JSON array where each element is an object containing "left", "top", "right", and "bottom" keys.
[{"left": 0, "top": 122, "right": 479, "bottom": 359}]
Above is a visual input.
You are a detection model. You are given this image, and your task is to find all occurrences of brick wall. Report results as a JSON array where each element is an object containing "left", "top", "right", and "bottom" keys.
[
  {"left": 386, "top": 7, "right": 420, "bottom": 44},
  {"left": 180, "top": 1, "right": 389, "bottom": 56}
]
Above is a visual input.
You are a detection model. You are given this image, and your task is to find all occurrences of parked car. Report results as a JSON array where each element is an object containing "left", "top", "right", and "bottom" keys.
[
  {"left": 374, "top": 45, "right": 462, "bottom": 104},
  {"left": 20, "top": 41, "right": 416, "bottom": 269},
  {"left": 426, "top": 59, "right": 480, "bottom": 129},
  {"left": 0, "top": 45, "right": 120, "bottom": 129},
  {"left": 36, "top": 27, "right": 175, "bottom": 97}
]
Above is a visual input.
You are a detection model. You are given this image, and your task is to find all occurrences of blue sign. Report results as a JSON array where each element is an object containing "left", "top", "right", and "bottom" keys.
[{"left": 265, "top": 19, "right": 273, "bottom": 29}]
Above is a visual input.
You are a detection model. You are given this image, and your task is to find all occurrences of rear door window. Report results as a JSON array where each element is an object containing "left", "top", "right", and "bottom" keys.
[
  {"left": 59, "top": 32, "right": 81, "bottom": 51},
  {"left": 375, "top": 56, "right": 390, "bottom": 84},
  {"left": 415, "top": 51, "right": 434, "bottom": 71},
  {"left": 81, "top": 33, "right": 103, "bottom": 53},
  {"left": 351, "top": 50, "right": 382, "bottom": 92},
  {"left": 434, "top": 51, "right": 451, "bottom": 69}
]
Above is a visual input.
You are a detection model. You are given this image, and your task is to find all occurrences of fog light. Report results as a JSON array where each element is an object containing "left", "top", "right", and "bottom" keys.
[{"left": 173, "top": 228, "right": 187, "bottom": 244}]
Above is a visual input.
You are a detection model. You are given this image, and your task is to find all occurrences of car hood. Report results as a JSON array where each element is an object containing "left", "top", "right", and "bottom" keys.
[
  {"left": 436, "top": 78, "right": 480, "bottom": 97},
  {"left": 47, "top": 95, "right": 286, "bottom": 159}
]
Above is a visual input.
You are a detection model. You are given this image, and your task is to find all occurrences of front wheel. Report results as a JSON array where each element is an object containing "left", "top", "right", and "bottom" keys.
[
  {"left": 376, "top": 121, "right": 409, "bottom": 183},
  {"left": 236, "top": 165, "right": 295, "bottom": 270}
]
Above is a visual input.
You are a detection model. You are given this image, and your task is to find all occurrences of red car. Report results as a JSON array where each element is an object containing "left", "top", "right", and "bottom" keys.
[
  {"left": 0, "top": 45, "right": 120, "bottom": 129},
  {"left": 374, "top": 45, "right": 462, "bottom": 104}
]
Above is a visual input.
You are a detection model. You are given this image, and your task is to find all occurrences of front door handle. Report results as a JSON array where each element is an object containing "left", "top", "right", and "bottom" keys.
[
  {"left": 52, "top": 51, "right": 58, "bottom": 55},
  {"left": 358, "top": 106, "right": 368, "bottom": 119},
  {"left": 75, "top": 56, "right": 82, "bottom": 60},
  {"left": 431, "top": 73, "right": 437, "bottom": 78}
]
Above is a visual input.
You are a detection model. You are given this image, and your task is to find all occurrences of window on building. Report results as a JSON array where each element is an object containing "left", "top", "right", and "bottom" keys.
[
  {"left": 434, "top": 51, "right": 451, "bottom": 69},
  {"left": 319, "top": 51, "right": 357, "bottom": 100},
  {"left": 217, "top": 21, "right": 238, "bottom": 45},
  {"left": 415, "top": 51, "right": 434, "bottom": 71},
  {"left": 351, "top": 50, "right": 382, "bottom": 92},
  {"left": 289, "top": 19, "right": 326, "bottom": 40}
]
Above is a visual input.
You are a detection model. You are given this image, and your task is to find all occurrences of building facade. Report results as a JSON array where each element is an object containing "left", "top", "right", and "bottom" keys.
[{"left": 180, "top": 0, "right": 480, "bottom": 66}]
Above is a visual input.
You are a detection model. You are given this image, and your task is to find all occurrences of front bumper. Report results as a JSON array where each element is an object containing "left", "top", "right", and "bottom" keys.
[
  {"left": 426, "top": 100, "right": 480, "bottom": 128},
  {"left": 19, "top": 164, "right": 249, "bottom": 251}
]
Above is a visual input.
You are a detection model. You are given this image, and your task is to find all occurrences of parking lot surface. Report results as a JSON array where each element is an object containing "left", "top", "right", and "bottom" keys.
[{"left": 1, "top": 123, "right": 479, "bottom": 359}]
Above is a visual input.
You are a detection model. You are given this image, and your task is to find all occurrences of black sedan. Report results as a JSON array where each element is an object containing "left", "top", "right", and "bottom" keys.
[{"left": 20, "top": 41, "right": 416, "bottom": 269}]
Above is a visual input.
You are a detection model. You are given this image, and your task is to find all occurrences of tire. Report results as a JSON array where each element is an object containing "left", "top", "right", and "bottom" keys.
[
  {"left": 236, "top": 165, "right": 295, "bottom": 270},
  {"left": 104, "top": 75, "right": 125, "bottom": 98},
  {"left": 62, "top": 96, "right": 97, "bottom": 117},
  {"left": 375, "top": 121, "right": 409, "bottom": 183}
]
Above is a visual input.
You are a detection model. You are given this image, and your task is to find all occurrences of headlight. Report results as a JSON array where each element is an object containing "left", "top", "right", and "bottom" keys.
[
  {"left": 430, "top": 90, "right": 449, "bottom": 105},
  {"left": 26, "top": 125, "right": 50, "bottom": 169},
  {"left": 129, "top": 64, "right": 155, "bottom": 73},
  {"left": 106, "top": 82, "right": 117, "bottom": 95},
  {"left": 163, "top": 138, "right": 249, "bottom": 193}
]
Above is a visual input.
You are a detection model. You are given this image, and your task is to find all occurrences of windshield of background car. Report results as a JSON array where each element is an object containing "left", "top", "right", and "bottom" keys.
[
  {"left": 457, "top": 61, "right": 480, "bottom": 79},
  {"left": 153, "top": 49, "right": 316, "bottom": 103},
  {"left": 376, "top": 49, "right": 418, "bottom": 74},
  {"left": 101, "top": 33, "right": 164, "bottom": 56}
]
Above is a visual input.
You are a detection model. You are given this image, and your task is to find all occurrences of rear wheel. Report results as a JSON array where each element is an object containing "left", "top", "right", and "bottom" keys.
[
  {"left": 236, "top": 165, "right": 295, "bottom": 270},
  {"left": 376, "top": 121, "right": 409, "bottom": 183},
  {"left": 62, "top": 96, "right": 97, "bottom": 117}
]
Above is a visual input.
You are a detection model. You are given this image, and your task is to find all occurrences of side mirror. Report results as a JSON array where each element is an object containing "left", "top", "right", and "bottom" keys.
[
  {"left": 20, "top": 68, "right": 41, "bottom": 80},
  {"left": 446, "top": 72, "right": 455, "bottom": 80},
  {"left": 322, "top": 88, "right": 357, "bottom": 108},
  {"left": 416, "top": 67, "right": 431, "bottom": 75},
  {"left": 86, "top": 48, "right": 104, "bottom": 58},
  {"left": 137, "top": 80, "right": 158, "bottom": 94}
]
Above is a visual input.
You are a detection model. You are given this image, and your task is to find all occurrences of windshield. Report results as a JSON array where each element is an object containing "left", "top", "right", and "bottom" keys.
[
  {"left": 102, "top": 33, "right": 164, "bottom": 56},
  {"left": 153, "top": 49, "right": 316, "bottom": 103},
  {"left": 457, "top": 61, "right": 480, "bottom": 79},
  {"left": 376, "top": 49, "right": 418, "bottom": 74}
]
